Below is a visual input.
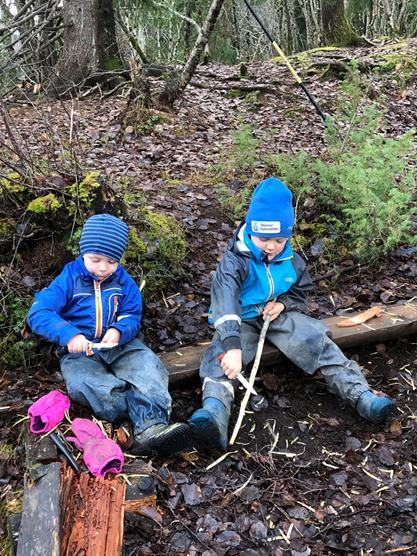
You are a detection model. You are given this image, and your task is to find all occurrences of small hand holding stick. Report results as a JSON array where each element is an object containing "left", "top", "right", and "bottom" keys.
[{"left": 229, "top": 312, "right": 272, "bottom": 445}]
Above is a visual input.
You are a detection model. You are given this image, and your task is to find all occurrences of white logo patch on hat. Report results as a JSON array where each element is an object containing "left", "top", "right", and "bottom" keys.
[{"left": 251, "top": 220, "right": 281, "bottom": 234}]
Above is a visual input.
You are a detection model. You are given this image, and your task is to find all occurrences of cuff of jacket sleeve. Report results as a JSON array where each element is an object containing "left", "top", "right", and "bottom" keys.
[
  {"left": 222, "top": 336, "right": 242, "bottom": 351},
  {"left": 59, "top": 324, "right": 83, "bottom": 346},
  {"left": 111, "top": 323, "right": 139, "bottom": 345}
]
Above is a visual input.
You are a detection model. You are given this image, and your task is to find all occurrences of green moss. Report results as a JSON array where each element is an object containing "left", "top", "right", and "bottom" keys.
[
  {"left": 125, "top": 107, "right": 171, "bottom": 136},
  {"left": 124, "top": 209, "right": 188, "bottom": 295},
  {"left": 377, "top": 53, "right": 417, "bottom": 85},
  {"left": 0, "top": 497, "right": 10, "bottom": 556},
  {"left": 66, "top": 171, "right": 101, "bottom": 215},
  {"left": 105, "top": 56, "right": 123, "bottom": 71},
  {"left": 291, "top": 46, "right": 341, "bottom": 63},
  {"left": 1, "top": 171, "right": 26, "bottom": 193},
  {"left": 376, "top": 40, "right": 409, "bottom": 50},
  {"left": 0, "top": 219, "right": 13, "bottom": 236},
  {"left": 27, "top": 193, "right": 61, "bottom": 213},
  {"left": 144, "top": 209, "right": 187, "bottom": 263},
  {"left": 124, "top": 229, "right": 147, "bottom": 263}
]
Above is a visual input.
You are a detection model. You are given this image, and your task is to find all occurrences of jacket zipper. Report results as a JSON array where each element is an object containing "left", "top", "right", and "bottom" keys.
[
  {"left": 94, "top": 281, "right": 103, "bottom": 338},
  {"left": 265, "top": 263, "right": 274, "bottom": 301}
]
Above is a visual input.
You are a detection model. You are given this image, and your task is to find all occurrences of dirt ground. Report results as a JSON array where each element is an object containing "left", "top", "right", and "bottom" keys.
[
  {"left": 121, "top": 334, "right": 417, "bottom": 556},
  {"left": 2, "top": 333, "right": 417, "bottom": 555}
]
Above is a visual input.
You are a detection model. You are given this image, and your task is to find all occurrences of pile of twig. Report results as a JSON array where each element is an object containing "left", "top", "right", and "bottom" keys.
[{"left": 0, "top": 0, "right": 63, "bottom": 98}]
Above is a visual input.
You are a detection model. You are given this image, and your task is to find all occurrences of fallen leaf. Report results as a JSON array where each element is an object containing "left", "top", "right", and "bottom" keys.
[{"left": 389, "top": 420, "right": 402, "bottom": 437}]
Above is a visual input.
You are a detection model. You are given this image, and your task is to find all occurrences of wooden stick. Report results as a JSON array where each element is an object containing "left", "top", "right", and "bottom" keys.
[{"left": 229, "top": 314, "right": 272, "bottom": 445}]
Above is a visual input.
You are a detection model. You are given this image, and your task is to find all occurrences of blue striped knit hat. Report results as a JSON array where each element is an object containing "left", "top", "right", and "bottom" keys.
[{"left": 80, "top": 214, "right": 128, "bottom": 262}]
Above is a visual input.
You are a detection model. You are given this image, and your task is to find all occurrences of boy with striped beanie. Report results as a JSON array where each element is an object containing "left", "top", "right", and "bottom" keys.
[{"left": 28, "top": 213, "right": 191, "bottom": 457}]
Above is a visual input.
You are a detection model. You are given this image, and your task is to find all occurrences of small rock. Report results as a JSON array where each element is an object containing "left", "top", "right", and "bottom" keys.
[
  {"left": 215, "top": 530, "right": 241, "bottom": 547},
  {"left": 345, "top": 436, "right": 362, "bottom": 450},
  {"left": 249, "top": 520, "right": 268, "bottom": 539},
  {"left": 331, "top": 472, "right": 348, "bottom": 487},
  {"left": 181, "top": 483, "right": 203, "bottom": 505}
]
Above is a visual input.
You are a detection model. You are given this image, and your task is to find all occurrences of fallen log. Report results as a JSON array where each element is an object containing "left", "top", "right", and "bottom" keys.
[
  {"left": 161, "top": 302, "right": 417, "bottom": 384},
  {"left": 17, "top": 429, "right": 126, "bottom": 556},
  {"left": 60, "top": 466, "right": 125, "bottom": 556}
]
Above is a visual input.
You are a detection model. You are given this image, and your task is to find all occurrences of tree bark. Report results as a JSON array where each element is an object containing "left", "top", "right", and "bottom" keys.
[
  {"left": 159, "top": 0, "right": 226, "bottom": 106},
  {"left": 48, "top": 0, "right": 122, "bottom": 95},
  {"left": 322, "top": 0, "right": 364, "bottom": 46}
]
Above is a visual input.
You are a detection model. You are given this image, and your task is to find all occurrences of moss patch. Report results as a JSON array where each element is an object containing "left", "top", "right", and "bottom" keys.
[
  {"left": 124, "top": 107, "right": 172, "bottom": 136},
  {"left": 124, "top": 209, "right": 187, "bottom": 295},
  {"left": 65, "top": 171, "right": 101, "bottom": 215},
  {"left": 27, "top": 193, "right": 61, "bottom": 213},
  {"left": 1, "top": 171, "right": 26, "bottom": 194}
]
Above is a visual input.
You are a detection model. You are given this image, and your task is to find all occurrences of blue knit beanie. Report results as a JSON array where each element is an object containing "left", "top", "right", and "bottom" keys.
[
  {"left": 80, "top": 214, "right": 128, "bottom": 262},
  {"left": 245, "top": 177, "right": 294, "bottom": 237}
]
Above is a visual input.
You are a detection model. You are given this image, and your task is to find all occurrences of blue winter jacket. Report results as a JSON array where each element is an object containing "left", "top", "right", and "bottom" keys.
[
  {"left": 27, "top": 256, "right": 142, "bottom": 346},
  {"left": 210, "top": 223, "right": 314, "bottom": 351}
]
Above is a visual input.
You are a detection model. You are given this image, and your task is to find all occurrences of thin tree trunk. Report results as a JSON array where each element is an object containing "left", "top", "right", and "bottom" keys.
[{"left": 159, "top": 0, "right": 226, "bottom": 106}]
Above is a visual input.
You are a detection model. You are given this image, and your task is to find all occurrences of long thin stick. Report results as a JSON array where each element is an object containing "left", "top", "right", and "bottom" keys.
[
  {"left": 242, "top": 0, "right": 326, "bottom": 122},
  {"left": 229, "top": 313, "right": 271, "bottom": 445}
]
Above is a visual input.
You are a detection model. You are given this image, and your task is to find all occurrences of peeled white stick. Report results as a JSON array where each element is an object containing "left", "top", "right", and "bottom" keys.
[
  {"left": 229, "top": 313, "right": 271, "bottom": 446},
  {"left": 89, "top": 342, "right": 119, "bottom": 350},
  {"left": 236, "top": 374, "right": 258, "bottom": 396}
]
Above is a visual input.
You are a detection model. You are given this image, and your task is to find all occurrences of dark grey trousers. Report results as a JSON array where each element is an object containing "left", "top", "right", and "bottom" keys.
[{"left": 200, "top": 311, "right": 370, "bottom": 409}]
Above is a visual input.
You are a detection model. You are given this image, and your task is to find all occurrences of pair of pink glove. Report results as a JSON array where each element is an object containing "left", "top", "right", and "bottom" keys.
[{"left": 28, "top": 390, "right": 124, "bottom": 477}]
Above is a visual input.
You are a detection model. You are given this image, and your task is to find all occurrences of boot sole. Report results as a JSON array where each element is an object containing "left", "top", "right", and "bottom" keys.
[{"left": 133, "top": 424, "right": 192, "bottom": 457}]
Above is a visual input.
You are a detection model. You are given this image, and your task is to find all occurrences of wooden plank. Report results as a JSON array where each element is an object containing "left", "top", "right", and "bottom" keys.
[
  {"left": 161, "top": 302, "right": 417, "bottom": 384},
  {"left": 17, "top": 462, "right": 61, "bottom": 556}
]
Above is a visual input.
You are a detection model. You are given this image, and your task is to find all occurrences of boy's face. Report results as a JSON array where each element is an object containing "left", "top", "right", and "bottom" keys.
[
  {"left": 83, "top": 253, "right": 118, "bottom": 279},
  {"left": 250, "top": 235, "right": 288, "bottom": 261}
]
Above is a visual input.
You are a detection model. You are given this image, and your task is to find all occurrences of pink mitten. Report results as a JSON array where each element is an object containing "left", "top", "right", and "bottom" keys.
[
  {"left": 28, "top": 390, "right": 70, "bottom": 434},
  {"left": 67, "top": 418, "right": 124, "bottom": 477}
]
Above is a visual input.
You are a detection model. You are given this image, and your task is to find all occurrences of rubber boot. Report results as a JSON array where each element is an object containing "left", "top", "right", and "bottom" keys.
[
  {"left": 356, "top": 391, "right": 394, "bottom": 424},
  {"left": 189, "top": 397, "right": 231, "bottom": 452},
  {"left": 131, "top": 422, "right": 192, "bottom": 457}
]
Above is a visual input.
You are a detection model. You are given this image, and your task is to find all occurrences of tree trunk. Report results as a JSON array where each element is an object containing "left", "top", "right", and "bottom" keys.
[
  {"left": 183, "top": 0, "right": 194, "bottom": 58},
  {"left": 159, "top": 0, "right": 226, "bottom": 106},
  {"left": 322, "top": 0, "right": 364, "bottom": 46},
  {"left": 299, "top": 0, "right": 322, "bottom": 49},
  {"left": 48, "top": 0, "right": 122, "bottom": 95}
]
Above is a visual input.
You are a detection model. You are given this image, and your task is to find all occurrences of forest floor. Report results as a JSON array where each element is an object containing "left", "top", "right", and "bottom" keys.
[{"left": 1, "top": 39, "right": 417, "bottom": 555}]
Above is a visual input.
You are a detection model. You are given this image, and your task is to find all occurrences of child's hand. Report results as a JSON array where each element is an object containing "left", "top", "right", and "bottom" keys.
[
  {"left": 220, "top": 349, "right": 242, "bottom": 380},
  {"left": 67, "top": 334, "right": 90, "bottom": 353},
  {"left": 263, "top": 301, "right": 285, "bottom": 321},
  {"left": 101, "top": 328, "right": 121, "bottom": 345}
]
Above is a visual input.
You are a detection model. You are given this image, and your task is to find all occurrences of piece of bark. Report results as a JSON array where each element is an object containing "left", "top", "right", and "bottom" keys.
[
  {"left": 124, "top": 474, "right": 163, "bottom": 522},
  {"left": 60, "top": 465, "right": 125, "bottom": 556},
  {"left": 337, "top": 306, "right": 382, "bottom": 327}
]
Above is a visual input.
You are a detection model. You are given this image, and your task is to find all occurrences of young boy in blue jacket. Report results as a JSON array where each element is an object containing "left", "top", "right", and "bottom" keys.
[
  {"left": 28, "top": 213, "right": 191, "bottom": 456},
  {"left": 189, "top": 177, "right": 394, "bottom": 452}
]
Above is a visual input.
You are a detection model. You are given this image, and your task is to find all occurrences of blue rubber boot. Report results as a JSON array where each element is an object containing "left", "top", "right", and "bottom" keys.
[
  {"left": 189, "top": 397, "right": 231, "bottom": 452},
  {"left": 356, "top": 391, "right": 394, "bottom": 424}
]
